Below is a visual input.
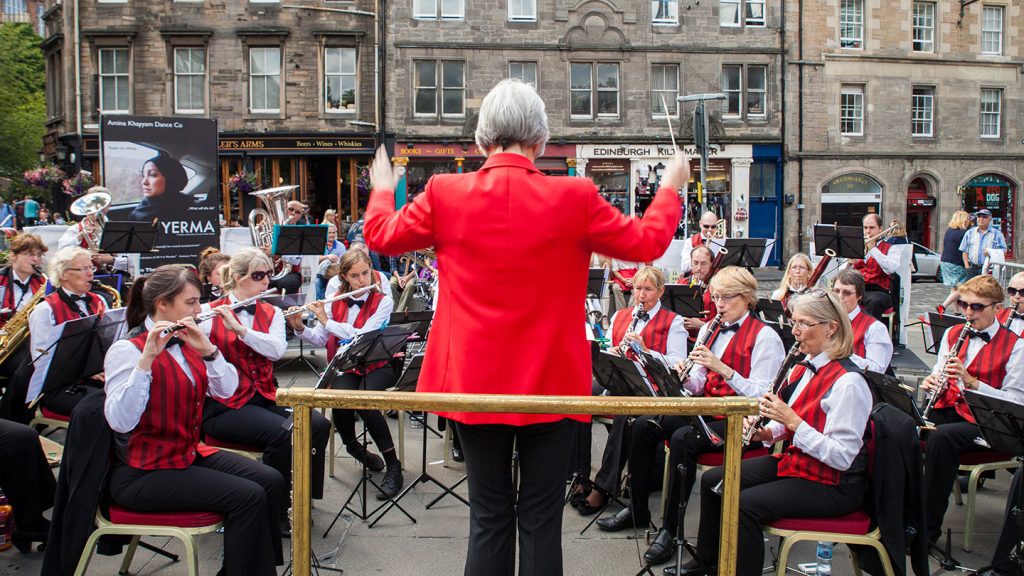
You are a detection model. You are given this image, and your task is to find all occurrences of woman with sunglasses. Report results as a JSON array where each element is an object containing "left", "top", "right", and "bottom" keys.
[
  {"left": 673, "top": 288, "right": 872, "bottom": 576},
  {"left": 24, "top": 247, "right": 108, "bottom": 417},
  {"left": 286, "top": 250, "right": 403, "bottom": 499},
  {"left": 200, "top": 248, "right": 331, "bottom": 519},
  {"left": 830, "top": 268, "right": 893, "bottom": 373},
  {"left": 996, "top": 271, "right": 1024, "bottom": 336},
  {"left": 920, "top": 274, "right": 1024, "bottom": 545},
  {"left": 679, "top": 211, "right": 721, "bottom": 276},
  {"left": 105, "top": 264, "right": 284, "bottom": 576},
  {"left": 631, "top": 266, "right": 784, "bottom": 566}
]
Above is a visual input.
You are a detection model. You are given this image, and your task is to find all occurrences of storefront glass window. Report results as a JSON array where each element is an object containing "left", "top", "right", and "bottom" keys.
[
  {"left": 962, "top": 173, "right": 1016, "bottom": 258},
  {"left": 405, "top": 159, "right": 485, "bottom": 200},
  {"left": 587, "top": 159, "right": 630, "bottom": 215}
]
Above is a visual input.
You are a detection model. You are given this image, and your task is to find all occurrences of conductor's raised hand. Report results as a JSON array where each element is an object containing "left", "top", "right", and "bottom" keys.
[
  {"left": 369, "top": 146, "right": 398, "bottom": 193},
  {"left": 659, "top": 150, "right": 692, "bottom": 192}
]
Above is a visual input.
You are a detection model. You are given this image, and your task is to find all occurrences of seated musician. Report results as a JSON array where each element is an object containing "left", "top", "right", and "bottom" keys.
[
  {"left": 996, "top": 271, "right": 1024, "bottom": 336},
  {"left": 104, "top": 264, "right": 284, "bottom": 576},
  {"left": 286, "top": 250, "right": 404, "bottom": 499},
  {"left": 608, "top": 258, "right": 641, "bottom": 320},
  {"left": 770, "top": 253, "right": 812, "bottom": 307},
  {"left": 679, "top": 211, "right": 719, "bottom": 276},
  {"left": 267, "top": 200, "right": 307, "bottom": 296},
  {"left": 575, "top": 267, "right": 687, "bottom": 516},
  {"left": 197, "top": 247, "right": 231, "bottom": 300},
  {"left": 0, "top": 233, "right": 47, "bottom": 423},
  {"left": 623, "top": 267, "right": 783, "bottom": 564},
  {"left": 58, "top": 186, "right": 125, "bottom": 275},
  {"left": 200, "top": 248, "right": 331, "bottom": 519},
  {"left": 851, "top": 213, "right": 900, "bottom": 321},
  {"left": 675, "top": 289, "right": 873, "bottom": 576},
  {"left": 326, "top": 241, "right": 393, "bottom": 299},
  {"left": 388, "top": 252, "right": 419, "bottom": 313},
  {"left": 315, "top": 224, "right": 347, "bottom": 299},
  {"left": 25, "top": 247, "right": 108, "bottom": 417},
  {"left": 830, "top": 268, "right": 893, "bottom": 373},
  {"left": 680, "top": 246, "right": 717, "bottom": 338},
  {"left": 920, "top": 275, "right": 1024, "bottom": 544}
]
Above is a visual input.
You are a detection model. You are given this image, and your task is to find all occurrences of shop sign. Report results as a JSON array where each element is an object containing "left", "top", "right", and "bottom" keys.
[
  {"left": 218, "top": 135, "right": 376, "bottom": 154},
  {"left": 394, "top": 142, "right": 577, "bottom": 158},
  {"left": 581, "top": 144, "right": 721, "bottom": 159},
  {"left": 909, "top": 197, "right": 936, "bottom": 207}
]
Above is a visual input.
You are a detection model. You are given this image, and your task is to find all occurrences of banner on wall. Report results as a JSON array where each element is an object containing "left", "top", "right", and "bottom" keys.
[{"left": 100, "top": 116, "right": 220, "bottom": 273}]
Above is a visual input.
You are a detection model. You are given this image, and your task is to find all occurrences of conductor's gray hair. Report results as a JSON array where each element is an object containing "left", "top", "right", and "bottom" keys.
[{"left": 475, "top": 79, "right": 549, "bottom": 155}]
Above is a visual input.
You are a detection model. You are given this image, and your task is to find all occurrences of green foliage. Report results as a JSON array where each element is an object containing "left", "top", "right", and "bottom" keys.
[{"left": 0, "top": 24, "right": 46, "bottom": 177}]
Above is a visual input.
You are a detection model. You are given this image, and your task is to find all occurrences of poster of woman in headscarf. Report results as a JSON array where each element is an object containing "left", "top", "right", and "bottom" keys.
[{"left": 100, "top": 116, "right": 220, "bottom": 272}]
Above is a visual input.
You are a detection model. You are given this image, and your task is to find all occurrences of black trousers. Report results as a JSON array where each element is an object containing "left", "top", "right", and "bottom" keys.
[
  {"left": 456, "top": 419, "right": 574, "bottom": 576},
  {"left": 0, "top": 419, "right": 56, "bottom": 531},
  {"left": 696, "top": 456, "right": 865, "bottom": 575},
  {"left": 861, "top": 285, "right": 893, "bottom": 321},
  {"left": 202, "top": 394, "right": 332, "bottom": 502},
  {"left": 626, "top": 415, "right": 691, "bottom": 523},
  {"left": 0, "top": 342, "right": 31, "bottom": 424},
  {"left": 661, "top": 419, "right": 731, "bottom": 532},
  {"left": 330, "top": 366, "right": 397, "bottom": 454},
  {"left": 593, "top": 415, "right": 630, "bottom": 495},
  {"left": 41, "top": 380, "right": 103, "bottom": 416},
  {"left": 923, "top": 407, "right": 984, "bottom": 540},
  {"left": 110, "top": 451, "right": 285, "bottom": 576}
]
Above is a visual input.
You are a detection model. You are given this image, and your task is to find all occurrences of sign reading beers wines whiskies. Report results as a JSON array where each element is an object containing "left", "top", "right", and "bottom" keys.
[{"left": 100, "top": 116, "right": 221, "bottom": 273}]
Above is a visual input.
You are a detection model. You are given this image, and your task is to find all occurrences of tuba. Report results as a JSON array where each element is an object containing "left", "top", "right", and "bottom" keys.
[
  {"left": 0, "top": 285, "right": 46, "bottom": 366},
  {"left": 70, "top": 191, "right": 112, "bottom": 252},
  {"left": 248, "top": 185, "right": 298, "bottom": 281}
]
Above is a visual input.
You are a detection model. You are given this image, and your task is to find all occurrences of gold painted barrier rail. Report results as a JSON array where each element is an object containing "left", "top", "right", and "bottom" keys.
[{"left": 277, "top": 389, "right": 757, "bottom": 576}]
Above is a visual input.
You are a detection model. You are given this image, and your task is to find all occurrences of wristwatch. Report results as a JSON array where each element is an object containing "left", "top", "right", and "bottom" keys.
[{"left": 202, "top": 349, "right": 221, "bottom": 362}]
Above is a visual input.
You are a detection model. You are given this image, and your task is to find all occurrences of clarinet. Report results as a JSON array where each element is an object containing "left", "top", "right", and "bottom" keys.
[
  {"left": 920, "top": 322, "right": 972, "bottom": 423},
  {"left": 1003, "top": 303, "right": 1022, "bottom": 331},
  {"left": 741, "top": 342, "right": 802, "bottom": 446},
  {"left": 619, "top": 302, "right": 645, "bottom": 356},
  {"left": 676, "top": 313, "right": 723, "bottom": 382}
]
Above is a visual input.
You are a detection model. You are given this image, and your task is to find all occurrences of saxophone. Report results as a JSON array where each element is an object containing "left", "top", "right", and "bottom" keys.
[{"left": 0, "top": 285, "right": 46, "bottom": 366}]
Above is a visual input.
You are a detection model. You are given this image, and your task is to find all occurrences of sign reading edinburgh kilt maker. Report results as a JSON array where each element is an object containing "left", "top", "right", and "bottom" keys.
[{"left": 100, "top": 116, "right": 220, "bottom": 272}]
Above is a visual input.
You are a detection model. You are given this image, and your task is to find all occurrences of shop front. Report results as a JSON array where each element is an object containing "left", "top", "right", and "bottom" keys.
[
  {"left": 960, "top": 173, "right": 1017, "bottom": 259},
  {"left": 577, "top": 143, "right": 755, "bottom": 240},
  {"left": 821, "top": 172, "right": 883, "bottom": 227},
  {"left": 906, "top": 177, "right": 937, "bottom": 248},
  {"left": 218, "top": 133, "right": 376, "bottom": 228},
  {"left": 392, "top": 142, "right": 578, "bottom": 203}
]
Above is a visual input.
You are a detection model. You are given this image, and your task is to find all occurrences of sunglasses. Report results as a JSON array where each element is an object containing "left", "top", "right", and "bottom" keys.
[
  {"left": 249, "top": 270, "right": 270, "bottom": 281},
  {"left": 1007, "top": 287, "right": 1022, "bottom": 297},
  {"left": 701, "top": 224, "right": 716, "bottom": 229},
  {"left": 957, "top": 301, "right": 996, "bottom": 312}
]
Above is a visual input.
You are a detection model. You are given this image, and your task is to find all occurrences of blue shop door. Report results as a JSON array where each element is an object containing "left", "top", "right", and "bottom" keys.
[{"left": 748, "top": 161, "right": 780, "bottom": 265}]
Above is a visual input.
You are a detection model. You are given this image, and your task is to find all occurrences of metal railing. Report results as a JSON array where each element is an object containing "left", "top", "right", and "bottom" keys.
[
  {"left": 277, "top": 389, "right": 757, "bottom": 576},
  {"left": 988, "top": 261, "right": 1024, "bottom": 286}
]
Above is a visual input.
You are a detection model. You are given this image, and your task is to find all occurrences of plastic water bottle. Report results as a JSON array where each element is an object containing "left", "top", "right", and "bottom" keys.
[
  {"left": 815, "top": 541, "right": 833, "bottom": 575},
  {"left": 0, "top": 491, "right": 12, "bottom": 551}
]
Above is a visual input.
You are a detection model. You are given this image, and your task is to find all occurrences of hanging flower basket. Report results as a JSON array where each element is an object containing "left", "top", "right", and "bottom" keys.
[
  {"left": 228, "top": 170, "right": 259, "bottom": 195},
  {"left": 23, "top": 166, "right": 66, "bottom": 189},
  {"left": 62, "top": 171, "right": 95, "bottom": 197}
]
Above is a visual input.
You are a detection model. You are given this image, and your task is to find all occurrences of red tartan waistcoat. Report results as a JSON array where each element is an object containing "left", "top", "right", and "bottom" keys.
[
  {"left": 853, "top": 241, "right": 893, "bottom": 291},
  {"left": 690, "top": 233, "right": 705, "bottom": 248},
  {"left": 43, "top": 290, "right": 103, "bottom": 324},
  {"left": 118, "top": 332, "right": 211, "bottom": 470},
  {"left": 934, "top": 324, "right": 1017, "bottom": 423},
  {"left": 776, "top": 359, "right": 857, "bottom": 485},
  {"left": 209, "top": 297, "right": 276, "bottom": 407},
  {"left": 704, "top": 316, "right": 766, "bottom": 398},
  {"left": 0, "top": 269, "right": 45, "bottom": 327},
  {"left": 327, "top": 289, "right": 386, "bottom": 372},
  {"left": 850, "top": 310, "right": 878, "bottom": 358},
  {"left": 610, "top": 305, "right": 675, "bottom": 354},
  {"left": 996, "top": 308, "right": 1024, "bottom": 336}
]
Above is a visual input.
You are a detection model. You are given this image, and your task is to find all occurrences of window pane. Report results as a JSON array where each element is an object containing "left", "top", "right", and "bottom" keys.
[
  {"left": 982, "top": 6, "right": 1003, "bottom": 54},
  {"left": 416, "top": 61, "right": 436, "bottom": 88},
  {"left": 597, "top": 91, "right": 617, "bottom": 115},
  {"left": 652, "top": 0, "right": 678, "bottom": 22},
  {"left": 114, "top": 49, "right": 129, "bottom": 73},
  {"left": 840, "top": 86, "right": 864, "bottom": 135},
  {"left": 651, "top": 64, "right": 678, "bottom": 116},
  {"left": 413, "top": 0, "right": 436, "bottom": 17},
  {"left": 100, "top": 48, "right": 113, "bottom": 73},
  {"left": 570, "top": 63, "right": 591, "bottom": 90},
  {"left": 722, "top": 65, "right": 741, "bottom": 115},
  {"left": 980, "top": 88, "right": 1000, "bottom": 137},
  {"left": 441, "top": 0, "right": 462, "bottom": 18},
  {"left": 911, "top": 86, "right": 933, "bottom": 136},
  {"left": 442, "top": 89, "right": 463, "bottom": 115},
  {"left": 251, "top": 49, "right": 265, "bottom": 75},
  {"left": 596, "top": 64, "right": 618, "bottom": 89},
  {"left": 509, "top": 0, "right": 536, "bottom": 20},
  {"left": 175, "top": 49, "right": 189, "bottom": 74},
  {"left": 325, "top": 48, "right": 341, "bottom": 74},
  {"left": 510, "top": 61, "right": 537, "bottom": 87},
  {"left": 747, "top": 66, "right": 765, "bottom": 91},
  {"left": 191, "top": 48, "right": 205, "bottom": 73},
  {"left": 720, "top": 0, "right": 739, "bottom": 25},
  {"left": 840, "top": 0, "right": 864, "bottom": 49},
  {"left": 415, "top": 88, "right": 437, "bottom": 115},
  {"left": 442, "top": 61, "right": 464, "bottom": 88},
  {"left": 570, "top": 92, "right": 590, "bottom": 116},
  {"left": 745, "top": 0, "right": 765, "bottom": 25},
  {"left": 912, "top": 2, "right": 934, "bottom": 52},
  {"left": 116, "top": 77, "right": 129, "bottom": 111}
]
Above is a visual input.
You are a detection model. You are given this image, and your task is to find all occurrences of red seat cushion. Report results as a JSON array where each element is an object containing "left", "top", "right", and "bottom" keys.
[
  {"left": 203, "top": 436, "right": 262, "bottom": 453},
  {"left": 40, "top": 407, "right": 70, "bottom": 422},
  {"left": 882, "top": 308, "right": 895, "bottom": 316},
  {"left": 768, "top": 509, "right": 871, "bottom": 534},
  {"left": 960, "top": 450, "right": 1014, "bottom": 466},
  {"left": 696, "top": 447, "right": 769, "bottom": 467},
  {"left": 108, "top": 504, "right": 223, "bottom": 528}
]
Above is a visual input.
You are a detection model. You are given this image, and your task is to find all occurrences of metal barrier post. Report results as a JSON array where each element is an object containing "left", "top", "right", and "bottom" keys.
[{"left": 279, "top": 390, "right": 755, "bottom": 576}]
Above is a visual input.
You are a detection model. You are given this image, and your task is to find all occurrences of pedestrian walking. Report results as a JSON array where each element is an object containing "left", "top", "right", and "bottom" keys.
[{"left": 939, "top": 210, "right": 971, "bottom": 312}]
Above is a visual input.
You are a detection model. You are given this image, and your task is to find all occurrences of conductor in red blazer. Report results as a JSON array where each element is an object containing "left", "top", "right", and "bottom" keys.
[{"left": 364, "top": 79, "right": 687, "bottom": 576}]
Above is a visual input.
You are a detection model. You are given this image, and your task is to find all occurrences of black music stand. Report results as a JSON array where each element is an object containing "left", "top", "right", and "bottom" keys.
[
  {"left": 917, "top": 312, "right": 966, "bottom": 355},
  {"left": 388, "top": 311, "right": 433, "bottom": 346},
  {"left": 812, "top": 224, "right": 865, "bottom": 260},
  {"left": 268, "top": 292, "right": 323, "bottom": 379},
  {"left": 32, "top": 309, "right": 127, "bottom": 406},
  {"left": 200, "top": 283, "right": 221, "bottom": 305},
  {"left": 588, "top": 267, "right": 608, "bottom": 299},
  {"left": 374, "top": 354, "right": 469, "bottom": 527},
  {"left": 763, "top": 321, "right": 796, "bottom": 352},
  {"left": 99, "top": 220, "right": 159, "bottom": 254},
  {"left": 322, "top": 324, "right": 417, "bottom": 535},
  {"left": 756, "top": 298, "right": 788, "bottom": 326},
  {"left": 661, "top": 285, "right": 705, "bottom": 318},
  {"left": 864, "top": 370, "right": 928, "bottom": 427},
  {"left": 271, "top": 225, "right": 328, "bottom": 257},
  {"left": 709, "top": 238, "right": 771, "bottom": 270}
]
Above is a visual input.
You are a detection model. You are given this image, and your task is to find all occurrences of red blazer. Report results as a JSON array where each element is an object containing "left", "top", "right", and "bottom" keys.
[{"left": 364, "top": 152, "right": 681, "bottom": 426}]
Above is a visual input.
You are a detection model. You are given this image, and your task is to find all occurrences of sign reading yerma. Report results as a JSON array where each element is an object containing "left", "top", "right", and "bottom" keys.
[{"left": 101, "top": 116, "right": 220, "bottom": 273}]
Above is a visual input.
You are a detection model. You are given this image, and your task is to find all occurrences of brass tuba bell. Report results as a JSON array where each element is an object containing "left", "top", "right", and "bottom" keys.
[
  {"left": 248, "top": 185, "right": 298, "bottom": 281},
  {"left": 70, "top": 190, "right": 112, "bottom": 252}
]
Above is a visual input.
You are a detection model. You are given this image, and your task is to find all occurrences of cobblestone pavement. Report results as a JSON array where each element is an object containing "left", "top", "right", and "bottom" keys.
[{"left": 5, "top": 275, "right": 1010, "bottom": 576}]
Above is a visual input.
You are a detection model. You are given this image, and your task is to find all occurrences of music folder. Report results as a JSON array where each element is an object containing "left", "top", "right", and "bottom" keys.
[
  {"left": 864, "top": 369, "right": 928, "bottom": 427},
  {"left": 389, "top": 310, "right": 433, "bottom": 342},
  {"left": 661, "top": 284, "right": 705, "bottom": 318},
  {"left": 964, "top": 391, "right": 1024, "bottom": 457},
  {"left": 592, "top": 351, "right": 656, "bottom": 397},
  {"left": 32, "top": 308, "right": 128, "bottom": 400},
  {"left": 393, "top": 354, "right": 425, "bottom": 392},
  {"left": 100, "top": 220, "right": 160, "bottom": 254},
  {"left": 271, "top": 224, "right": 328, "bottom": 256},
  {"left": 812, "top": 224, "right": 865, "bottom": 260}
]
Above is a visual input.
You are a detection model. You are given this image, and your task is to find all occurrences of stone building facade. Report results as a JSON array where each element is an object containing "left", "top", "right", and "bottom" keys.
[
  {"left": 0, "top": 0, "right": 46, "bottom": 35},
  {"left": 40, "top": 0, "right": 380, "bottom": 224},
  {"left": 784, "top": 0, "right": 1024, "bottom": 258}
]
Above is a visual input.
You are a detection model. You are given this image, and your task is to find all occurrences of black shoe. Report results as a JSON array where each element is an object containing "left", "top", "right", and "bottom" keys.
[
  {"left": 451, "top": 443, "right": 464, "bottom": 462},
  {"left": 664, "top": 559, "right": 714, "bottom": 576},
  {"left": 644, "top": 528, "right": 675, "bottom": 565},
  {"left": 596, "top": 507, "right": 649, "bottom": 532},
  {"left": 12, "top": 519, "right": 49, "bottom": 554},
  {"left": 377, "top": 463, "right": 404, "bottom": 500},
  {"left": 346, "top": 443, "right": 385, "bottom": 472}
]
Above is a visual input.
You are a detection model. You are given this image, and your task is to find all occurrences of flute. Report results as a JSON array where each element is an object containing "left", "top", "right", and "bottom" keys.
[
  {"left": 160, "top": 288, "right": 280, "bottom": 337},
  {"left": 283, "top": 285, "right": 379, "bottom": 318}
]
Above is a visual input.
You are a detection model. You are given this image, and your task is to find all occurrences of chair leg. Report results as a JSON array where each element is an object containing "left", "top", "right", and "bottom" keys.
[
  {"left": 118, "top": 535, "right": 141, "bottom": 575},
  {"left": 953, "top": 472, "right": 963, "bottom": 505},
  {"left": 179, "top": 532, "right": 199, "bottom": 576},
  {"left": 444, "top": 426, "right": 453, "bottom": 469},
  {"left": 775, "top": 535, "right": 797, "bottom": 576},
  {"left": 659, "top": 445, "right": 670, "bottom": 521},
  {"left": 964, "top": 466, "right": 984, "bottom": 552},
  {"left": 73, "top": 529, "right": 106, "bottom": 576},
  {"left": 397, "top": 410, "right": 405, "bottom": 467},
  {"left": 327, "top": 412, "right": 336, "bottom": 479}
]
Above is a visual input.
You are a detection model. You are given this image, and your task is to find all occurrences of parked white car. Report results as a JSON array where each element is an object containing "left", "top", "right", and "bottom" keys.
[{"left": 911, "top": 242, "right": 941, "bottom": 282}]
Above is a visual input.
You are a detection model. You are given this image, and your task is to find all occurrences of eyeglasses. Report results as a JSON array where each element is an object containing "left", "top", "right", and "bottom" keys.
[
  {"left": 67, "top": 266, "right": 96, "bottom": 274},
  {"left": 792, "top": 320, "right": 828, "bottom": 331},
  {"left": 831, "top": 288, "right": 857, "bottom": 298},
  {"left": 701, "top": 224, "right": 717, "bottom": 229},
  {"left": 249, "top": 270, "right": 271, "bottom": 281},
  {"left": 957, "top": 301, "right": 997, "bottom": 312},
  {"left": 710, "top": 293, "right": 740, "bottom": 303},
  {"left": 799, "top": 288, "right": 828, "bottom": 299},
  {"left": 1008, "top": 287, "right": 1022, "bottom": 298}
]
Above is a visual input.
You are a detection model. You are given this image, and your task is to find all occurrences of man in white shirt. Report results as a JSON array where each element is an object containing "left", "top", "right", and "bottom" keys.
[
  {"left": 678, "top": 211, "right": 719, "bottom": 276},
  {"left": 960, "top": 209, "right": 1007, "bottom": 280}
]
